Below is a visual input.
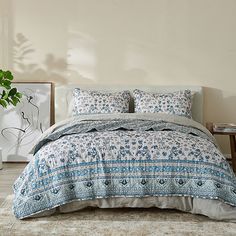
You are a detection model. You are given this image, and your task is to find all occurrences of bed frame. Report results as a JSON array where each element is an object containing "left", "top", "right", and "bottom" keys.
[{"left": 55, "top": 85, "right": 203, "bottom": 124}]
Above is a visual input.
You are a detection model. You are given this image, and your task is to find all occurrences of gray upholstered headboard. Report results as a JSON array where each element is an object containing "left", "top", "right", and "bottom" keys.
[{"left": 55, "top": 85, "right": 203, "bottom": 124}]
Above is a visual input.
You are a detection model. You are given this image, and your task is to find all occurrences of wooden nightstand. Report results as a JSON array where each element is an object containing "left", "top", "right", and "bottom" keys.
[
  {"left": 206, "top": 122, "right": 236, "bottom": 172},
  {"left": 0, "top": 148, "right": 2, "bottom": 170}
]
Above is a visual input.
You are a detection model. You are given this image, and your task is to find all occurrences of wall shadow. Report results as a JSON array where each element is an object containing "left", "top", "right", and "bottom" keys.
[{"left": 12, "top": 33, "right": 91, "bottom": 85}]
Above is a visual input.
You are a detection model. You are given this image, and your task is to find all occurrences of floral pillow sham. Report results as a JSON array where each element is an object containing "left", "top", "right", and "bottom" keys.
[
  {"left": 72, "top": 88, "right": 131, "bottom": 116},
  {"left": 133, "top": 89, "right": 192, "bottom": 118}
]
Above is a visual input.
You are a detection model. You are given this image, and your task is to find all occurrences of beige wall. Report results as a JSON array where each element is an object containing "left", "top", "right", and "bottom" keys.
[{"left": 1, "top": 0, "right": 236, "bottom": 153}]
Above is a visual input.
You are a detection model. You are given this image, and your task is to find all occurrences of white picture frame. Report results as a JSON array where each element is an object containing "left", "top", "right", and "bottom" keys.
[{"left": 0, "top": 82, "right": 54, "bottom": 162}]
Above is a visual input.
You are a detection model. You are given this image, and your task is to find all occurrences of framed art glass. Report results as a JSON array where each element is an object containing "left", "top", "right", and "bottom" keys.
[{"left": 0, "top": 82, "right": 54, "bottom": 162}]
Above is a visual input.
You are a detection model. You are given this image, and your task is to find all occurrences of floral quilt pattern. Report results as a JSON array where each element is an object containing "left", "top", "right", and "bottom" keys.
[
  {"left": 13, "top": 117, "right": 236, "bottom": 219},
  {"left": 72, "top": 89, "right": 131, "bottom": 116},
  {"left": 133, "top": 89, "right": 192, "bottom": 118}
]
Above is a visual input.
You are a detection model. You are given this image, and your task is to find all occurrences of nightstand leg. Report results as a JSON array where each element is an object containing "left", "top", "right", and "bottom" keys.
[{"left": 229, "top": 135, "right": 236, "bottom": 172}]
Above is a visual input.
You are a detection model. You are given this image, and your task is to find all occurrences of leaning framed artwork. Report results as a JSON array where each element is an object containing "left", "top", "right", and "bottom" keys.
[{"left": 0, "top": 82, "right": 55, "bottom": 162}]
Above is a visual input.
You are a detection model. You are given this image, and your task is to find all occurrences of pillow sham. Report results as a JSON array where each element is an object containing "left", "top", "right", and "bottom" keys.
[
  {"left": 133, "top": 89, "right": 192, "bottom": 118},
  {"left": 72, "top": 88, "right": 131, "bottom": 116}
]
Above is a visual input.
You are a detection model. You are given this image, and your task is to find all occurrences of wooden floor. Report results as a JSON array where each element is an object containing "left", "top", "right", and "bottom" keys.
[{"left": 0, "top": 163, "right": 27, "bottom": 205}]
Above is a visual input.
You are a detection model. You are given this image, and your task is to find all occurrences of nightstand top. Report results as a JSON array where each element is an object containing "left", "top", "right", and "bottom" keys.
[
  {"left": 206, "top": 122, "right": 236, "bottom": 172},
  {"left": 206, "top": 122, "right": 236, "bottom": 135}
]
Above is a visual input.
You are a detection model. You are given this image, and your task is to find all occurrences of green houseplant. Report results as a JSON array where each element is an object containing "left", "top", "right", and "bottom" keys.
[
  {"left": 0, "top": 69, "right": 22, "bottom": 108},
  {"left": 0, "top": 69, "right": 22, "bottom": 169}
]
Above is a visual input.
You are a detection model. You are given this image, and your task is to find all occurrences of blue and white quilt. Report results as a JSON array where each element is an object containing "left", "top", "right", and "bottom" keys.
[{"left": 13, "top": 113, "right": 236, "bottom": 219}]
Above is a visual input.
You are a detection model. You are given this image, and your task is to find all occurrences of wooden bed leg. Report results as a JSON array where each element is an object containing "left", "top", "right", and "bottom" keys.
[{"left": 230, "top": 135, "right": 236, "bottom": 173}]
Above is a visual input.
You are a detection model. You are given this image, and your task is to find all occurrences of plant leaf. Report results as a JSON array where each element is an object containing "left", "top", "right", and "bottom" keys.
[
  {"left": 10, "top": 96, "right": 20, "bottom": 106},
  {"left": 1, "top": 80, "right": 11, "bottom": 90},
  {"left": 0, "top": 99, "right": 7, "bottom": 108},
  {"left": 15, "top": 92, "right": 22, "bottom": 98},
  {"left": 4, "top": 70, "right": 13, "bottom": 80},
  {"left": 8, "top": 88, "right": 17, "bottom": 97},
  {"left": 0, "top": 70, "right": 3, "bottom": 79},
  {"left": 0, "top": 69, "right": 21, "bottom": 108},
  {"left": 1, "top": 90, "right": 8, "bottom": 99}
]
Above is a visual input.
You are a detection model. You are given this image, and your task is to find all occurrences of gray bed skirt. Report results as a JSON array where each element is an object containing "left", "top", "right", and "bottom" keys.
[{"left": 31, "top": 196, "right": 236, "bottom": 221}]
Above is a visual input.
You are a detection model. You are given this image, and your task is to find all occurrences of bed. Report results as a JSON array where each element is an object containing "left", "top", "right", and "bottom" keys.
[{"left": 13, "top": 85, "right": 236, "bottom": 220}]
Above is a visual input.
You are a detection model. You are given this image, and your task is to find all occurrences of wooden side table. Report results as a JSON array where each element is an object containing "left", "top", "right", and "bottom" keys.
[
  {"left": 0, "top": 147, "right": 2, "bottom": 170},
  {"left": 206, "top": 122, "right": 236, "bottom": 172}
]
